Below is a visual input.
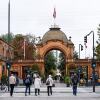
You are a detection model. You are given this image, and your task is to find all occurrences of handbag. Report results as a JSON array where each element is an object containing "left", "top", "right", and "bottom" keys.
[
  {"left": 46, "top": 80, "right": 50, "bottom": 85},
  {"left": 52, "top": 83, "right": 55, "bottom": 87}
]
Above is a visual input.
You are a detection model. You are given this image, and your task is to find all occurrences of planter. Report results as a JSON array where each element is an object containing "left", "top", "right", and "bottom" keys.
[
  {"left": 64, "top": 76, "right": 71, "bottom": 87},
  {"left": 66, "top": 83, "right": 70, "bottom": 87}
]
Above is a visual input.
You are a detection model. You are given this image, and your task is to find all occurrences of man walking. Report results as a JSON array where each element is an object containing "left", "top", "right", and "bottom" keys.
[
  {"left": 71, "top": 73, "right": 79, "bottom": 96},
  {"left": 9, "top": 73, "right": 16, "bottom": 96}
]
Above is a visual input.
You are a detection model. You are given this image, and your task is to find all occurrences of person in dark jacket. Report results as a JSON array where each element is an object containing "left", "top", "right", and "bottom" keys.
[
  {"left": 71, "top": 73, "right": 79, "bottom": 96},
  {"left": 24, "top": 74, "right": 32, "bottom": 96}
]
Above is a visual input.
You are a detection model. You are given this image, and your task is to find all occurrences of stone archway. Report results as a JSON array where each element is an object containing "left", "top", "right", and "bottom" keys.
[{"left": 36, "top": 25, "right": 74, "bottom": 75}]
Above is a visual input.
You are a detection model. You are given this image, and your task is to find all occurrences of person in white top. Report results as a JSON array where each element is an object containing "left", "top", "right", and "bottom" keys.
[
  {"left": 34, "top": 75, "right": 41, "bottom": 96},
  {"left": 46, "top": 75, "right": 54, "bottom": 96},
  {"left": 9, "top": 73, "right": 16, "bottom": 96}
]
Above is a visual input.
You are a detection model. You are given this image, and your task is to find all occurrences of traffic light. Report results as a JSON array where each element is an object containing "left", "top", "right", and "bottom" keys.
[
  {"left": 84, "top": 36, "right": 87, "bottom": 43},
  {"left": 92, "top": 60, "right": 96, "bottom": 69},
  {"left": 81, "top": 45, "right": 83, "bottom": 51},
  {"left": 6, "top": 60, "right": 11, "bottom": 69}
]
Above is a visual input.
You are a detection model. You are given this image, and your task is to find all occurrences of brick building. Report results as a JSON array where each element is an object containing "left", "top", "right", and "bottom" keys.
[{"left": 0, "top": 38, "right": 14, "bottom": 79}]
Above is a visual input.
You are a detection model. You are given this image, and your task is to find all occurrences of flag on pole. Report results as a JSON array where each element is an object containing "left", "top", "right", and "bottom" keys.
[{"left": 53, "top": 8, "right": 56, "bottom": 19}]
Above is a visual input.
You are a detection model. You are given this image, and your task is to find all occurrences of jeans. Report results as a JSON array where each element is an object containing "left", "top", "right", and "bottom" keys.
[
  {"left": 73, "top": 85, "right": 77, "bottom": 95},
  {"left": 47, "top": 86, "right": 52, "bottom": 96},
  {"left": 25, "top": 85, "right": 30, "bottom": 96},
  {"left": 10, "top": 84, "right": 15, "bottom": 96}
]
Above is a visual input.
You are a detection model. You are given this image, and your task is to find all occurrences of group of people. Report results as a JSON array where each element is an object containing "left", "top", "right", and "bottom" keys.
[
  {"left": 9, "top": 73, "right": 54, "bottom": 96},
  {"left": 9, "top": 73, "right": 79, "bottom": 97},
  {"left": 23, "top": 74, "right": 41, "bottom": 96}
]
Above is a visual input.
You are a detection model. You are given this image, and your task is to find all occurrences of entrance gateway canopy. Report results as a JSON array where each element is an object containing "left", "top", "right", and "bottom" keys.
[
  {"left": 37, "top": 25, "right": 74, "bottom": 60},
  {"left": 36, "top": 25, "right": 74, "bottom": 74}
]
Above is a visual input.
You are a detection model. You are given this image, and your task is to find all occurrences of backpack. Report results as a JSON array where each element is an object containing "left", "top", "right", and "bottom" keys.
[
  {"left": 25, "top": 78, "right": 30, "bottom": 84},
  {"left": 46, "top": 79, "right": 50, "bottom": 85},
  {"left": 73, "top": 78, "right": 78, "bottom": 85}
]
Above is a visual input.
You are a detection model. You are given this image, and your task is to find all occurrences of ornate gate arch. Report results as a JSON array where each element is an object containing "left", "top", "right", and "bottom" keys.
[{"left": 36, "top": 25, "right": 74, "bottom": 74}]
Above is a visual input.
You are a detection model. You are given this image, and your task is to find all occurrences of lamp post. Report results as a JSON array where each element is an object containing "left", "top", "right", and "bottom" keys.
[
  {"left": 7, "top": 0, "right": 11, "bottom": 91},
  {"left": 84, "top": 31, "right": 96, "bottom": 92}
]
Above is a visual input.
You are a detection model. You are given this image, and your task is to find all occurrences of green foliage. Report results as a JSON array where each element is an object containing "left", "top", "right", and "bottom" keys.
[
  {"left": 64, "top": 76, "right": 71, "bottom": 84},
  {"left": 32, "top": 64, "right": 40, "bottom": 75},
  {"left": 45, "top": 51, "right": 56, "bottom": 76},
  {"left": 95, "top": 44, "right": 100, "bottom": 60},
  {"left": 58, "top": 52, "right": 65, "bottom": 76},
  {"left": 96, "top": 24, "right": 100, "bottom": 60},
  {"left": 0, "top": 33, "right": 14, "bottom": 43},
  {"left": 1, "top": 74, "right": 7, "bottom": 85},
  {"left": 11, "top": 34, "right": 36, "bottom": 60},
  {"left": 73, "top": 51, "right": 78, "bottom": 60}
]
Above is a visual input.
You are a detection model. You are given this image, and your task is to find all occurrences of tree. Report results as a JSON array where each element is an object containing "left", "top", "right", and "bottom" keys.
[
  {"left": 58, "top": 52, "right": 65, "bottom": 76},
  {"left": 73, "top": 51, "right": 78, "bottom": 60},
  {"left": 31, "top": 64, "right": 40, "bottom": 75},
  {"left": 96, "top": 24, "right": 100, "bottom": 60},
  {"left": 95, "top": 44, "right": 100, "bottom": 60},
  {"left": 0, "top": 33, "right": 14, "bottom": 44},
  {"left": 11, "top": 34, "right": 36, "bottom": 60},
  {"left": 11, "top": 34, "right": 24, "bottom": 60},
  {"left": 45, "top": 51, "right": 56, "bottom": 76}
]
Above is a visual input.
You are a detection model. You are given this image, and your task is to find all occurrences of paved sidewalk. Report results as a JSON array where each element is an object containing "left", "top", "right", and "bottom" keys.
[
  {"left": 0, "top": 83, "right": 100, "bottom": 93},
  {"left": 0, "top": 83, "right": 100, "bottom": 100}
]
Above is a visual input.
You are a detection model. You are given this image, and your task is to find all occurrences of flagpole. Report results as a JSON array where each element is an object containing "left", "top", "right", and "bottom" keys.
[
  {"left": 8, "top": 0, "right": 10, "bottom": 43},
  {"left": 7, "top": 0, "right": 10, "bottom": 92},
  {"left": 53, "top": 7, "right": 56, "bottom": 27}
]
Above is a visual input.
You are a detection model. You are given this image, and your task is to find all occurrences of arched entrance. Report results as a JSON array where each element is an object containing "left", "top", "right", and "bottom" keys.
[
  {"left": 44, "top": 48, "right": 66, "bottom": 77},
  {"left": 36, "top": 25, "right": 74, "bottom": 75}
]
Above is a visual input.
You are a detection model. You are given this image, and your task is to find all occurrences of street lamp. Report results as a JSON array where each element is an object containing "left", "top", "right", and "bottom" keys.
[
  {"left": 84, "top": 31, "right": 96, "bottom": 92},
  {"left": 7, "top": 0, "right": 11, "bottom": 91}
]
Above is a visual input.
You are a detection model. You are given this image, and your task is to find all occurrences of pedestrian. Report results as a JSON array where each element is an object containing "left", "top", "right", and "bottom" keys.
[
  {"left": 34, "top": 75, "right": 41, "bottom": 96},
  {"left": 71, "top": 73, "right": 79, "bottom": 96},
  {"left": 46, "top": 75, "right": 54, "bottom": 96},
  {"left": 9, "top": 73, "right": 16, "bottom": 96},
  {"left": 24, "top": 74, "right": 32, "bottom": 96}
]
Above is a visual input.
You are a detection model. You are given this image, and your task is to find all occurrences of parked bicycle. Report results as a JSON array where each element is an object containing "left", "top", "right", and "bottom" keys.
[{"left": 0, "top": 84, "right": 7, "bottom": 92}]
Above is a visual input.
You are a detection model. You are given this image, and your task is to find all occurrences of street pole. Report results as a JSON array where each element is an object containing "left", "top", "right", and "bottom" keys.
[
  {"left": 92, "top": 31, "right": 95, "bottom": 92},
  {"left": 8, "top": 0, "right": 10, "bottom": 43},
  {"left": 85, "top": 31, "right": 95, "bottom": 92},
  {"left": 7, "top": 0, "right": 10, "bottom": 91},
  {"left": 79, "top": 44, "right": 83, "bottom": 59},
  {"left": 79, "top": 44, "right": 80, "bottom": 59}
]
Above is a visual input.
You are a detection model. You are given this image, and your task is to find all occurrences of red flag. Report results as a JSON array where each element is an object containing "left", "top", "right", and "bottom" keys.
[{"left": 53, "top": 8, "right": 56, "bottom": 19}]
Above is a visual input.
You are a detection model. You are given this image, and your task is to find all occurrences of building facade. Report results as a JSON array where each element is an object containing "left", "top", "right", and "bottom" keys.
[
  {"left": 0, "top": 26, "right": 100, "bottom": 82},
  {"left": 10, "top": 26, "right": 100, "bottom": 81},
  {"left": 0, "top": 38, "right": 14, "bottom": 79}
]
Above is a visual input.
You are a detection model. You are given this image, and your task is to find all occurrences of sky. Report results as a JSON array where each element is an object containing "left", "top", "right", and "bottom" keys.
[{"left": 0, "top": 0, "right": 100, "bottom": 59}]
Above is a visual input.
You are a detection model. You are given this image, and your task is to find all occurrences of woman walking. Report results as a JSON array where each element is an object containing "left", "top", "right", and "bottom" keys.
[{"left": 34, "top": 75, "right": 41, "bottom": 96}]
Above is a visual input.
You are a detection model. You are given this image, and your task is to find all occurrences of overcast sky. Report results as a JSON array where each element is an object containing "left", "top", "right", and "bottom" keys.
[{"left": 0, "top": 0, "right": 100, "bottom": 58}]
